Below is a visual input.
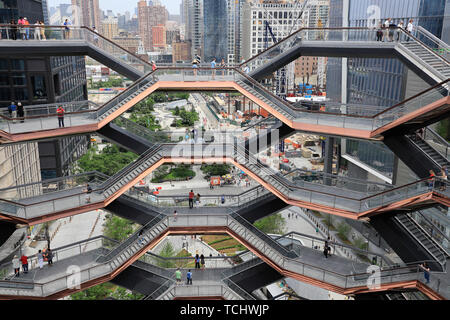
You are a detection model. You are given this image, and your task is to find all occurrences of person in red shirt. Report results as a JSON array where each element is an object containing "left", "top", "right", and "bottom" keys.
[
  {"left": 188, "top": 190, "right": 194, "bottom": 209},
  {"left": 20, "top": 254, "right": 28, "bottom": 273},
  {"left": 428, "top": 170, "right": 436, "bottom": 191},
  {"left": 56, "top": 106, "right": 65, "bottom": 128}
]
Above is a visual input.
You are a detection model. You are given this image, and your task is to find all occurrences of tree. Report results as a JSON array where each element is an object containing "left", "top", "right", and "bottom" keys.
[
  {"left": 130, "top": 113, "right": 160, "bottom": 131},
  {"left": 179, "top": 109, "right": 199, "bottom": 126},
  {"left": 157, "top": 241, "right": 176, "bottom": 268},
  {"left": 437, "top": 119, "right": 450, "bottom": 142},
  {"left": 201, "top": 164, "right": 231, "bottom": 177},
  {"left": 76, "top": 144, "right": 138, "bottom": 176},
  {"left": 110, "top": 287, "right": 144, "bottom": 300},
  {"left": 103, "top": 215, "right": 134, "bottom": 242},
  {"left": 70, "top": 283, "right": 113, "bottom": 300},
  {"left": 254, "top": 214, "right": 286, "bottom": 234},
  {"left": 337, "top": 222, "right": 351, "bottom": 241},
  {"left": 130, "top": 96, "right": 155, "bottom": 113}
]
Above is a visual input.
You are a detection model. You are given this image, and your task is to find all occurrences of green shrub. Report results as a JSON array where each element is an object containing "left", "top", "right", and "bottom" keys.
[
  {"left": 337, "top": 222, "right": 351, "bottom": 241},
  {"left": 208, "top": 237, "right": 233, "bottom": 245}
]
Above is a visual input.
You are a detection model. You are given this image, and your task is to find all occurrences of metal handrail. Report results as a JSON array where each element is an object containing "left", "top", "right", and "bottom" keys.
[
  {"left": 416, "top": 26, "right": 450, "bottom": 52},
  {"left": 0, "top": 229, "right": 445, "bottom": 296},
  {"left": 394, "top": 213, "right": 447, "bottom": 268}
]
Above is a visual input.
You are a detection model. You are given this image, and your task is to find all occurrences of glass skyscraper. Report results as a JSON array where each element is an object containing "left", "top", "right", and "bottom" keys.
[
  {"left": 327, "top": 0, "right": 449, "bottom": 184},
  {"left": 203, "top": 0, "right": 228, "bottom": 62}
]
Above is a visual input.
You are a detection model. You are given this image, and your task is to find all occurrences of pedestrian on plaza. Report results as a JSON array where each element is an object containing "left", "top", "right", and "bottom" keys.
[
  {"left": 188, "top": 190, "right": 194, "bottom": 209},
  {"left": 315, "top": 223, "right": 319, "bottom": 234},
  {"left": 9, "top": 19, "right": 17, "bottom": 40},
  {"left": 186, "top": 269, "right": 193, "bottom": 285},
  {"left": 406, "top": 19, "right": 414, "bottom": 41},
  {"left": 195, "top": 254, "right": 200, "bottom": 269},
  {"left": 8, "top": 101, "right": 17, "bottom": 122},
  {"left": 175, "top": 268, "right": 182, "bottom": 285},
  {"left": 40, "top": 21, "right": 46, "bottom": 40},
  {"left": 195, "top": 193, "right": 201, "bottom": 206},
  {"left": 288, "top": 213, "right": 291, "bottom": 219},
  {"left": 12, "top": 255, "right": 20, "bottom": 277},
  {"left": 210, "top": 58, "right": 216, "bottom": 79},
  {"left": 443, "top": 166, "right": 448, "bottom": 178},
  {"left": 221, "top": 195, "right": 225, "bottom": 204},
  {"left": 20, "top": 254, "right": 28, "bottom": 273},
  {"left": 34, "top": 20, "right": 41, "bottom": 40},
  {"left": 17, "top": 102, "right": 24, "bottom": 123},
  {"left": 46, "top": 248, "right": 53, "bottom": 266},
  {"left": 56, "top": 105, "right": 65, "bottom": 128},
  {"left": 323, "top": 245, "right": 329, "bottom": 258},
  {"left": 37, "top": 250, "right": 44, "bottom": 269},
  {"left": 420, "top": 262, "right": 430, "bottom": 284},
  {"left": 84, "top": 183, "right": 92, "bottom": 203},
  {"left": 200, "top": 254, "right": 205, "bottom": 269}
]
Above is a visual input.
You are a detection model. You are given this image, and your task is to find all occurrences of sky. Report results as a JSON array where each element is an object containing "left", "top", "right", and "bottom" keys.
[{"left": 48, "top": 0, "right": 182, "bottom": 15}]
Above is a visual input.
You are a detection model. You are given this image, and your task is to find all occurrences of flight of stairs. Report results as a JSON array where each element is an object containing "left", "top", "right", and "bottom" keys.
[
  {"left": 394, "top": 213, "right": 448, "bottom": 268},
  {"left": 102, "top": 147, "right": 162, "bottom": 198},
  {"left": 400, "top": 41, "right": 450, "bottom": 80},
  {"left": 97, "top": 79, "right": 157, "bottom": 121},
  {"left": 407, "top": 134, "right": 450, "bottom": 169},
  {"left": 235, "top": 79, "right": 295, "bottom": 120}
]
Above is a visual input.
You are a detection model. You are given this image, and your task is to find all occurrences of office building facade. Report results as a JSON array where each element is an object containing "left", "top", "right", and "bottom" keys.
[
  {"left": 137, "top": 0, "right": 169, "bottom": 51},
  {"left": 0, "top": 0, "right": 89, "bottom": 180},
  {"left": 327, "top": 0, "right": 449, "bottom": 185},
  {"left": 203, "top": 0, "right": 228, "bottom": 62}
]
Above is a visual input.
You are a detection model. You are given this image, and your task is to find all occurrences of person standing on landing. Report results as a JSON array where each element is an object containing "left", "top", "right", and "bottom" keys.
[
  {"left": 210, "top": 58, "right": 216, "bottom": 79},
  {"left": 17, "top": 102, "right": 24, "bottom": 123},
  {"left": 186, "top": 269, "right": 192, "bottom": 285},
  {"left": 57, "top": 105, "right": 65, "bottom": 127},
  {"left": 175, "top": 268, "right": 182, "bottom": 285},
  {"left": 12, "top": 255, "right": 20, "bottom": 277},
  {"left": 200, "top": 254, "right": 205, "bottom": 269},
  {"left": 188, "top": 190, "right": 195, "bottom": 209},
  {"left": 46, "top": 248, "right": 53, "bottom": 266},
  {"left": 8, "top": 101, "right": 17, "bottom": 122},
  {"left": 37, "top": 250, "right": 44, "bottom": 269},
  {"left": 20, "top": 254, "right": 28, "bottom": 273}
]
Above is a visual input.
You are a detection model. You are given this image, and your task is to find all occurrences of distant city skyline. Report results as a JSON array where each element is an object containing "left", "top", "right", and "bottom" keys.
[{"left": 48, "top": 0, "right": 181, "bottom": 15}]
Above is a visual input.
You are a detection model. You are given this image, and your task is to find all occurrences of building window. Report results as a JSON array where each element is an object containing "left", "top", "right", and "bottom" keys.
[
  {"left": 12, "top": 73, "right": 27, "bottom": 86},
  {"left": 31, "top": 75, "right": 47, "bottom": 99},
  {"left": 0, "top": 87, "right": 11, "bottom": 100},
  {"left": 11, "top": 59, "right": 25, "bottom": 71},
  {"left": 14, "top": 88, "right": 28, "bottom": 101},
  {"left": 0, "top": 59, "right": 8, "bottom": 71}
]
